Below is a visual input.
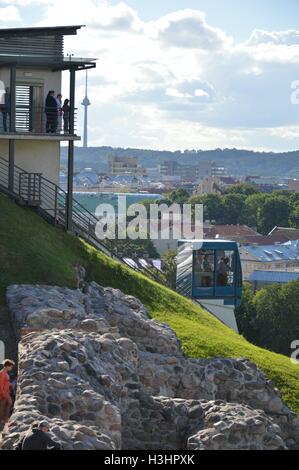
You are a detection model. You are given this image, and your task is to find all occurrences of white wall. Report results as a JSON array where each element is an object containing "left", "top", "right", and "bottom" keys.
[
  {"left": 0, "top": 139, "right": 60, "bottom": 185},
  {"left": 0, "top": 67, "right": 62, "bottom": 103},
  {"left": 197, "top": 299, "right": 239, "bottom": 333}
]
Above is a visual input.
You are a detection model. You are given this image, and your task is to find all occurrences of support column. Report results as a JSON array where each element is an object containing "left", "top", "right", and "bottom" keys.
[
  {"left": 8, "top": 65, "right": 16, "bottom": 193},
  {"left": 8, "top": 140, "right": 15, "bottom": 193},
  {"left": 10, "top": 65, "right": 16, "bottom": 133},
  {"left": 66, "top": 67, "right": 76, "bottom": 231}
]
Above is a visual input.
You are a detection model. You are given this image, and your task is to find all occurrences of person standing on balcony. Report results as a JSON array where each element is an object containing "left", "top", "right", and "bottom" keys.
[
  {"left": 62, "top": 99, "right": 70, "bottom": 134},
  {"left": 1, "top": 87, "right": 10, "bottom": 132},
  {"left": 45, "top": 91, "right": 58, "bottom": 133},
  {"left": 0, "top": 359, "right": 15, "bottom": 426},
  {"left": 56, "top": 93, "right": 63, "bottom": 133}
]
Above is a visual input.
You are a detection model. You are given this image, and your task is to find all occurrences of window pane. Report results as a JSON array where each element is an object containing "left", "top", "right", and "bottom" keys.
[
  {"left": 216, "top": 251, "right": 234, "bottom": 287},
  {"left": 193, "top": 250, "right": 214, "bottom": 288}
]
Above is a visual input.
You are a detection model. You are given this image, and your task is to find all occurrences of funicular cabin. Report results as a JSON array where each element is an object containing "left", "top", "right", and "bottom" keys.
[{"left": 176, "top": 240, "right": 243, "bottom": 332}]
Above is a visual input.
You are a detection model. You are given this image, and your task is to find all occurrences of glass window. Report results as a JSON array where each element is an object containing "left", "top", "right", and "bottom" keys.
[
  {"left": 193, "top": 250, "right": 214, "bottom": 288},
  {"left": 216, "top": 250, "right": 234, "bottom": 287}
]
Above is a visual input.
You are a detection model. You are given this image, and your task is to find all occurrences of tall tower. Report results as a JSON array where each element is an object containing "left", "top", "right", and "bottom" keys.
[{"left": 81, "top": 70, "right": 91, "bottom": 148}]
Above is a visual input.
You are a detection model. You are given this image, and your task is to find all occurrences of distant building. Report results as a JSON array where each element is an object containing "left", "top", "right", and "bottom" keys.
[
  {"left": 74, "top": 168, "right": 99, "bottom": 188},
  {"left": 108, "top": 156, "right": 146, "bottom": 177},
  {"left": 159, "top": 160, "right": 215, "bottom": 181},
  {"left": 239, "top": 241, "right": 299, "bottom": 281},
  {"left": 238, "top": 226, "right": 299, "bottom": 245},
  {"left": 146, "top": 167, "right": 160, "bottom": 181},
  {"left": 204, "top": 224, "right": 261, "bottom": 244},
  {"left": 211, "top": 166, "right": 228, "bottom": 177},
  {"left": 245, "top": 176, "right": 288, "bottom": 193},
  {"left": 288, "top": 179, "right": 299, "bottom": 193},
  {"left": 248, "top": 270, "right": 299, "bottom": 291},
  {"left": 267, "top": 226, "right": 299, "bottom": 242},
  {"left": 194, "top": 176, "right": 239, "bottom": 195}
]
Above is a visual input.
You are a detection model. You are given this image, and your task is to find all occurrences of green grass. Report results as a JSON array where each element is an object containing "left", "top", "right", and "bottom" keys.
[{"left": 0, "top": 193, "right": 298, "bottom": 414}]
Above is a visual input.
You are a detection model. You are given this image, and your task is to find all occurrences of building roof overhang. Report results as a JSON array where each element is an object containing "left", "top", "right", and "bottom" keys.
[
  {"left": 0, "top": 25, "right": 84, "bottom": 38},
  {"left": 0, "top": 25, "right": 97, "bottom": 71},
  {"left": 0, "top": 54, "right": 97, "bottom": 71}
]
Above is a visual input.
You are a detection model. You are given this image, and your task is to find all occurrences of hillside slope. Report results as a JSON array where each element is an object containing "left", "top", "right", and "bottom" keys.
[
  {"left": 0, "top": 193, "right": 298, "bottom": 414},
  {"left": 61, "top": 146, "right": 299, "bottom": 177}
]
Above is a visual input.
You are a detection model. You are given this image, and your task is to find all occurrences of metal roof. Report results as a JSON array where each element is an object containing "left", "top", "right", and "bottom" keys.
[
  {"left": 249, "top": 270, "right": 299, "bottom": 283},
  {"left": 0, "top": 25, "right": 96, "bottom": 71},
  {"left": 240, "top": 240, "right": 299, "bottom": 262},
  {"left": 0, "top": 25, "right": 84, "bottom": 37}
]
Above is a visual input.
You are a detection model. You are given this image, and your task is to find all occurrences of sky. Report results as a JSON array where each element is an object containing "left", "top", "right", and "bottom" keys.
[{"left": 0, "top": 0, "right": 299, "bottom": 151}]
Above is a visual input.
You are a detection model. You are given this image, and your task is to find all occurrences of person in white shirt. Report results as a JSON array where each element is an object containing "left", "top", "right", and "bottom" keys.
[{"left": 56, "top": 93, "right": 62, "bottom": 132}]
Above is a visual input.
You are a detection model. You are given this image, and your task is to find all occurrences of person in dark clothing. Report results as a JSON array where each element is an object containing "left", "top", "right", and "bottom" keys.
[
  {"left": 2, "top": 87, "right": 11, "bottom": 132},
  {"left": 45, "top": 91, "right": 58, "bottom": 133},
  {"left": 19, "top": 421, "right": 62, "bottom": 450},
  {"left": 62, "top": 99, "right": 70, "bottom": 134}
]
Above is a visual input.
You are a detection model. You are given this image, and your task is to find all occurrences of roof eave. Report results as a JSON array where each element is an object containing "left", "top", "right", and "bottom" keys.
[{"left": 0, "top": 25, "right": 85, "bottom": 38}]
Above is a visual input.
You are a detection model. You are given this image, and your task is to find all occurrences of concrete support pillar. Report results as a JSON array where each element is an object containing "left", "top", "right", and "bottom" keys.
[
  {"left": 66, "top": 67, "right": 76, "bottom": 231},
  {"left": 8, "top": 65, "right": 16, "bottom": 193}
]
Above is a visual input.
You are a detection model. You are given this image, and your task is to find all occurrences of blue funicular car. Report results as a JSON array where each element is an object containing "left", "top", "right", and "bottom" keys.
[{"left": 176, "top": 239, "right": 243, "bottom": 332}]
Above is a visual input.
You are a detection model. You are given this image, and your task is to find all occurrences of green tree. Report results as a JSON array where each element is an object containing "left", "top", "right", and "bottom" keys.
[
  {"left": 165, "top": 188, "right": 190, "bottom": 204},
  {"left": 258, "top": 195, "right": 291, "bottom": 234},
  {"left": 162, "top": 250, "right": 177, "bottom": 289},
  {"left": 235, "top": 283, "right": 258, "bottom": 344},
  {"left": 225, "top": 183, "right": 258, "bottom": 197},
  {"left": 189, "top": 193, "right": 225, "bottom": 223},
  {"left": 222, "top": 193, "right": 246, "bottom": 225},
  {"left": 239, "top": 193, "right": 266, "bottom": 228},
  {"left": 289, "top": 203, "right": 299, "bottom": 228},
  {"left": 253, "top": 280, "right": 299, "bottom": 356}
]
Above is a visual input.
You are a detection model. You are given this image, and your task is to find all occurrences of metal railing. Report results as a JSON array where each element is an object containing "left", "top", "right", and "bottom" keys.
[
  {"left": 0, "top": 106, "right": 78, "bottom": 136},
  {"left": 0, "top": 156, "right": 165, "bottom": 285}
]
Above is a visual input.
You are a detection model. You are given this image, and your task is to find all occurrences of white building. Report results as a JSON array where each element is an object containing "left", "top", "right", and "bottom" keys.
[{"left": 0, "top": 25, "right": 96, "bottom": 229}]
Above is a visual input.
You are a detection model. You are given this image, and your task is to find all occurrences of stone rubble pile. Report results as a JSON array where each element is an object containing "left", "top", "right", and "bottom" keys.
[{"left": 0, "top": 282, "right": 298, "bottom": 450}]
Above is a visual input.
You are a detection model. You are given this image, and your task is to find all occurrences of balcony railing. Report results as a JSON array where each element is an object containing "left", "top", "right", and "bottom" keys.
[{"left": 0, "top": 106, "right": 77, "bottom": 136}]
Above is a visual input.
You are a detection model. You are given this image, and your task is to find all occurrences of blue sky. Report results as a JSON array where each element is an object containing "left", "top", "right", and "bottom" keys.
[
  {"left": 0, "top": 0, "right": 299, "bottom": 151},
  {"left": 117, "top": 0, "right": 299, "bottom": 41}
]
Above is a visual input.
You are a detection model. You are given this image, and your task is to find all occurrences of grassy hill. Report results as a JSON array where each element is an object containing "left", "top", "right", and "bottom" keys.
[{"left": 0, "top": 193, "right": 298, "bottom": 414}]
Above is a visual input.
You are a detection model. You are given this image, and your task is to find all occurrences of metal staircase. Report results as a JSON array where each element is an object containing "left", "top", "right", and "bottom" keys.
[{"left": 0, "top": 157, "right": 164, "bottom": 284}]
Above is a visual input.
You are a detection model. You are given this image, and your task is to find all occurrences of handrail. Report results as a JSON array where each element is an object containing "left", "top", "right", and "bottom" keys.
[{"left": 1, "top": 106, "right": 78, "bottom": 136}]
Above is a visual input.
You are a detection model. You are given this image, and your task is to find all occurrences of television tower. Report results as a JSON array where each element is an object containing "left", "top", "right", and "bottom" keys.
[{"left": 81, "top": 70, "right": 91, "bottom": 148}]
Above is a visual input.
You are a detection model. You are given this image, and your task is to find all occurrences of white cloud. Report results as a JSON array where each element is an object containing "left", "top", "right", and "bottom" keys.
[
  {"left": 35, "top": 0, "right": 143, "bottom": 33},
  {"left": 13, "top": 1, "right": 298, "bottom": 150},
  {"left": 0, "top": 5, "right": 21, "bottom": 22},
  {"left": 0, "top": 0, "right": 48, "bottom": 5},
  {"left": 245, "top": 29, "right": 299, "bottom": 46},
  {"left": 150, "top": 9, "right": 233, "bottom": 51},
  {"left": 237, "top": 28, "right": 299, "bottom": 64}
]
